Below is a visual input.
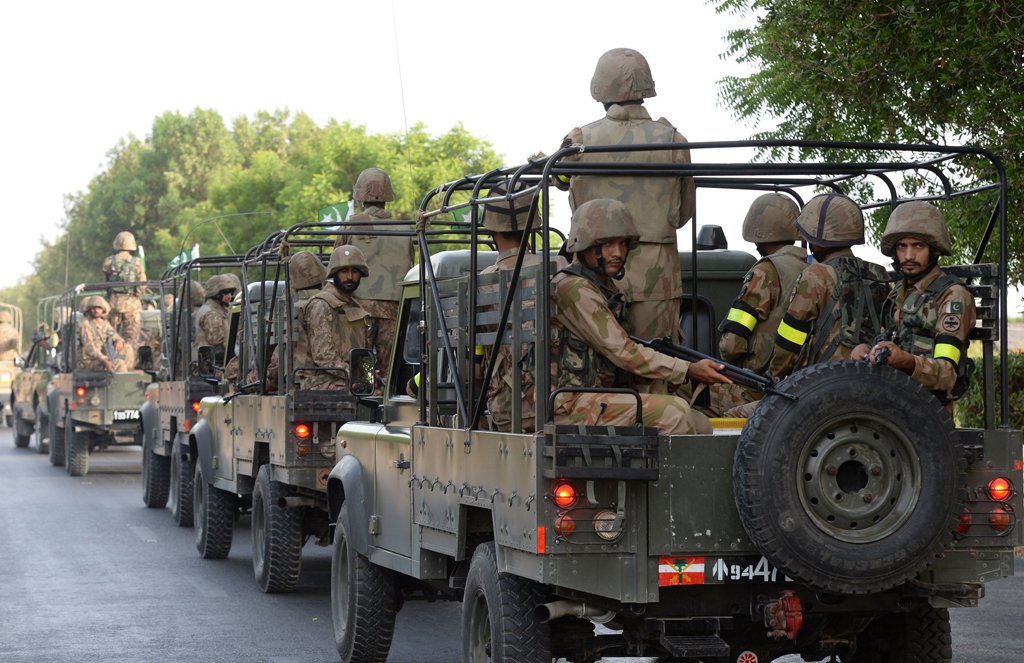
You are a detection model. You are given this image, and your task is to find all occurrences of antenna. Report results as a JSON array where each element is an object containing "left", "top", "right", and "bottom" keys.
[{"left": 391, "top": 0, "right": 409, "bottom": 135}]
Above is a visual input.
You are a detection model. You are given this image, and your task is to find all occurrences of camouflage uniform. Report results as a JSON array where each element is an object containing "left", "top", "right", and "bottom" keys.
[
  {"left": 299, "top": 283, "right": 371, "bottom": 391},
  {"left": 550, "top": 199, "right": 707, "bottom": 435},
  {"left": 103, "top": 232, "right": 147, "bottom": 347},
  {"left": 0, "top": 314, "right": 19, "bottom": 361},
  {"left": 335, "top": 168, "right": 414, "bottom": 375},
  {"left": 77, "top": 297, "right": 126, "bottom": 372},
  {"left": 194, "top": 298, "right": 229, "bottom": 348},
  {"left": 559, "top": 48, "right": 696, "bottom": 360}
]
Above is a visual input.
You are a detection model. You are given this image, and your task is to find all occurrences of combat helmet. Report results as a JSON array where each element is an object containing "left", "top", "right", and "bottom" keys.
[
  {"left": 590, "top": 48, "right": 657, "bottom": 104},
  {"left": 879, "top": 201, "right": 952, "bottom": 257},
  {"left": 795, "top": 194, "right": 864, "bottom": 247},
  {"left": 205, "top": 273, "right": 241, "bottom": 298},
  {"left": 742, "top": 193, "right": 800, "bottom": 244},
  {"left": 0, "top": 311, "right": 11, "bottom": 324},
  {"left": 81, "top": 295, "right": 110, "bottom": 314},
  {"left": 565, "top": 198, "right": 640, "bottom": 254},
  {"left": 327, "top": 245, "right": 370, "bottom": 278},
  {"left": 482, "top": 181, "right": 537, "bottom": 233},
  {"left": 289, "top": 251, "right": 328, "bottom": 290},
  {"left": 353, "top": 168, "right": 395, "bottom": 204},
  {"left": 189, "top": 280, "right": 206, "bottom": 307},
  {"left": 113, "top": 231, "right": 138, "bottom": 251}
]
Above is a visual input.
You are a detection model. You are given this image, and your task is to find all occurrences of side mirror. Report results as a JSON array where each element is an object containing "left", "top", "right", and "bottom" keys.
[
  {"left": 349, "top": 348, "right": 376, "bottom": 397},
  {"left": 137, "top": 345, "right": 154, "bottom": 371},
  {"left": 696, "top": 225, "right": 728, "bottom": 251},
  {"left": 14, "top": 355, "right": 25, "bottom": 368}
]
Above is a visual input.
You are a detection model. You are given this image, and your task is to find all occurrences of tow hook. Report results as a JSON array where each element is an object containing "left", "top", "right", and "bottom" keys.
[{"left": 765, "top": 590, "right": 803, "bottom": 640}]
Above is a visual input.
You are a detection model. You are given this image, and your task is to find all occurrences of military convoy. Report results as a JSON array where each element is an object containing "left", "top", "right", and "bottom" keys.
[
  {"left": 10, "top": 297, "right": 58, "bottom": 452},
  {"left": 325, "top": 144, "right": 1022, "bottom": 663},
  {"left": 0, "top": 302, "right": 24, "bottom": 430}
]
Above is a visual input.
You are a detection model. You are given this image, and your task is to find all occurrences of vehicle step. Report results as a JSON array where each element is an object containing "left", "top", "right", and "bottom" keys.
[{"left": 659, "top": 634, "right": 730, "bottom": 657}]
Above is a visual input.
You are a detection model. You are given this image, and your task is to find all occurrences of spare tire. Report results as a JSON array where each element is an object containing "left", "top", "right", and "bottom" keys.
[{"left": 733, "top": 360, "right": 966, "bottom": 594}]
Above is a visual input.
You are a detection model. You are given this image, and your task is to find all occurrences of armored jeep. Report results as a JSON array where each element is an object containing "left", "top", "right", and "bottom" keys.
[
  {"left": 0, "top": 302, "right": 24, "bottom": 430},
  {"left": 139, "top": 255, "right": 245, "bottom": 525},
  {"left": 326, "top": 145, "right": 1022, "bottom": 663},
  {"left": 11, "top": 296, "right": 59, "bottom": 452},
  {"left": 46, "top": 282, "right": 162, "bottom": 476},
  {"left": 189, "top": 222, "right": 414, "bottom": 592}
]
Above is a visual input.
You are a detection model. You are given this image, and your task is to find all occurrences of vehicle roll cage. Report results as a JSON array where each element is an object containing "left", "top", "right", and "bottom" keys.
[{"left": 414, "top": 139, "right": 1011, "bottom": 431}]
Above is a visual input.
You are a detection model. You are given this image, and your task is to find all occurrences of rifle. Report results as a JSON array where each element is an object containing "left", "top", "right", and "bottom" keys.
[
  {"left": 105, "top": 335, "right": 126, "bottom": 371},
  {"left": 629, "top": 336, "right": 797, "bottom": 401}
]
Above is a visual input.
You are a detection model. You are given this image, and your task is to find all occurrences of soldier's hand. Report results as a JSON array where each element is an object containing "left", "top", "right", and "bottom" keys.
[
  {"left": 686, "top": 359, "right": 733, "bottom": 385},
  {"left": 850, "top": 343, "right": 871, "bottom": 361},
  {"left": 868, "top": 341, "right": 915, "bottom": 372}
]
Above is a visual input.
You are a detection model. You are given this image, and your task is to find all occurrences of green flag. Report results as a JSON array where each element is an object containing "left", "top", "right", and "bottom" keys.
[
  {"left": 167, "top": 243, "right": 200, "bottom": 269},
  {"left": 318, "top": 201, "right": 351, "bottom": 223}
]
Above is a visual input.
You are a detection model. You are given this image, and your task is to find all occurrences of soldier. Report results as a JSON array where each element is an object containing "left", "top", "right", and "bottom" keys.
[
  {"left": 300, "top": 245, "right": 375, "bottom": 391},
  {"left": 102, "top": 231, "right": 147, "bottom": 350},
  {"left": 556, "top": 48, "right": 697, "bottom": 394},
  {"left": 334, "top": 167, "right": 414, "bottom": 375},
  {"left": 476, "top": 181, "right": 554, "bottom": 432},
  {"left": 0, "top": 310, "right": 19, "bottom": 360},
  {"left": 194, "top": 273, "right": 240, "bottom": 349},
  {"left": 76, "top": 295, "right": 127, "bottom": 373},
  {"left": 853, "top": 202, "right": 976, "bottom": 412},
  {"left": 767, "top": 193, "right": 889, "bottom": 379},
  {"left": 263, "top": 251, "right": 327, "bottom": 391},
  {"left": 710, "top": 194, "right": 807, "bottom": 415},
  {"left": 550, "top": 199, "right": 729, "bottom": 435}
]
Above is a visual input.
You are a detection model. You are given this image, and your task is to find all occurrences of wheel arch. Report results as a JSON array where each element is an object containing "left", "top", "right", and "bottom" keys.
[
  {"left": 190, "top": 418, "right": 215, "bottom": 485},
  {"left": 327, "top": 453, "right": 370, "bottom": 555},
  {"left": 140, "top": 398, "right": 160, "bottom": 453}
]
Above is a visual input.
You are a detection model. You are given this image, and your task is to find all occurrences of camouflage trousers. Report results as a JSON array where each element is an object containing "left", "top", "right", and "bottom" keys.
[
  {"left": 627, "top": 298, "right": 682, "bottom": 395},
  {"left": 362, "top": 299, "right": 398, "bottom": 376},
  {"left": 108, "top": 294, "right": 142, "bottom": 346},
  {"left": 708, "top": 382, "right": 764, "bottom": 418},
  {"left": 554, "top": 391, "right": 710, "bottom": 435}
]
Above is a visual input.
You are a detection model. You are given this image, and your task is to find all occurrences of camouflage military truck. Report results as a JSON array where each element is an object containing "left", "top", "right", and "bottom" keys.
[
  {"left": 11, "top": 297, "right": 59, "bottom": 452},
  {"left": 0, "top": 302, "right": 24, "bottom": 429},
  {"left": 46, "top": 281, "right": 163, "bottom": 476},
  {"left": 140, "top": 256, "right": 244, "bottom": 526},
  {"left": 189, "top": 222, "right": 412, "bottom": 592},
  {"left": 326, "top": 148, "right": 1022, "bottom": 663}
]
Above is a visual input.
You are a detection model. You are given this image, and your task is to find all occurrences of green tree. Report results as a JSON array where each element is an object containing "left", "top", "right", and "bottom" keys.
[{"left": 712, "top": 0, "right": 1024, "bottom": 280}]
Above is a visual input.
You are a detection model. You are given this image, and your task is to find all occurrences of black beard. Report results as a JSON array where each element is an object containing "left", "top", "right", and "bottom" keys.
[{"left": 335, "top": 277, "right": 358, "bottom": 293}]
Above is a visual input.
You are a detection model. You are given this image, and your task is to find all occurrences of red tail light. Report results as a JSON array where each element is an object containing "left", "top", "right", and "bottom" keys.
[
  {"left": 553, "top": 482, "right": 577, "bottom": 509},
  {"left": 989, "top": 507, "right": 1012, "bottom": 532},
  {"left": 296, "top": 444, "right": 310, "bottom": 458},
  {"left": 75, "top": 386, "right": 86, "bottom": 397},
  {"left": 294, "top": 423, "right": 311, "bottom": 439},
  {"left": 554, "top": 514, "right": 576, "bottom": 537},
  {"left": 191, "top": 401, "right": 201, "bottom": 413},
  {"left": 987, "top": 477, "right": 1012, "bottom": 502},
  {"left": 956, "top": 507, "right": 973, "bottom": 535}
]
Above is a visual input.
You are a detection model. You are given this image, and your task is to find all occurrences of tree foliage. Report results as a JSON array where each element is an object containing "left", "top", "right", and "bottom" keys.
[
  {"left": 0, "top": 109, "right": 501, "bottom": 336},
  {"left": 712, "top": 0, "right": 1024, "bottom": 280}
]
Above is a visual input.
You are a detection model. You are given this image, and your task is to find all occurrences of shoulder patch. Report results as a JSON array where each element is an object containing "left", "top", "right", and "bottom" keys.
[
  {"left": 941, "top": 314, "right": 961, "bottom": 333},
  {"left": 946, "top": 300, "right": 963, "bottom": 314}
]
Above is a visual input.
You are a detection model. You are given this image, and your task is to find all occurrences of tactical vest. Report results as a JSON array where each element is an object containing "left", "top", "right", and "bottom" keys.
[
  {"left": 885, "top": 273, "right": 973, "bottom": 401},
  {"left": 806, "top": 256, "right": 890, "bottom": 362},
  {"left": 339, "top": 208, "right": 413, "bottom": 302},
  {"left": 309, "top": 287, "right": 370, "bottom": 363},
  {"left": 105, "top": 252, "right": 141, "bottom": 294},
  {"left": 550, "top": 264, "right": 627, "bottom": 390},
  {"left": 749, "top": 246, "right": 807, "bottom": 369},
  {"left": 572, "top": 112, "right": 683, "bottom": 243}
]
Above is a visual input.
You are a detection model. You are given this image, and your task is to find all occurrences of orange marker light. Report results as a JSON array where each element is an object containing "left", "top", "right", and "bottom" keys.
[
  {"left": 536, "top": 526, "right": 546, "bottom": 554},
  {"left": 989, "top": 507, "right": 1012, "bottom": 532},
  {"left": 191, "top": 401, "right": 201, "bottom": 413},
  {"left": 987, "top": 477, "right": 1012, "bottom": 502},
  {"left": 295, "top": 423, "right": 311, "bottom": 439},
  {"left": 554, "top": 514, "right": 576, "bottom": 537},
  {"left": 296, "top": 444, "right": 310, "bottom": 458},
  {"left": 956, "top": 507, "right": 972, "bottom": 535},
  {"left": 553, "top": 482, "right": 577, "bottom": 509}
]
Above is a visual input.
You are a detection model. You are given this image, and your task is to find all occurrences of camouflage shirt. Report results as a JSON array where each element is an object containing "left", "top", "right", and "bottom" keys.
[
  {"left": 561, "top": 103, "right": 696, "bottom": 302},
  {"left": 335, "top": 206, "right": 415, "bottom": 302},
  {"left": 300, "top": 283, "right": 370, "bottom": 391},
  {"left": 770, "top": 248, "right": 889, "bottom": 378},
  {"left": 194, "top": 299, "right": 229, "bottom": 348},
  {"left": 883, "top": 265, "right": 976, "bottom": 395},
  {"left": 102, "top": 251, "right": 147, "bottom": 294},
  {"left": 77, "top": 316, "right": 124, "bottom": 371}
]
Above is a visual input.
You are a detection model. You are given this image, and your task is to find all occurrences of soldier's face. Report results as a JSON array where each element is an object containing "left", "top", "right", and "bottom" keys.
[
  {"left": 89, "top": 307, "right": 104, "bottom": 318},
  {"left": 594, "top": 238, "right": 630, "bottom": 276},
  {"left": 335, "top": 267, "right": 362, "bottom": 293},
  {"left": 895, "top": 239, "right": 931, "bottom": 277}
]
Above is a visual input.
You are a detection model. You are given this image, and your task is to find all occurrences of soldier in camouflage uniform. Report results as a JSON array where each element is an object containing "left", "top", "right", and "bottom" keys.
[
  {"left": 550, "top": 199, "right": 729, "bottom": 434},
  {"left": 556, "top": 48, "right": 696, "bottom": 395},
  {"left": 710, "top": 194, "right": 807, "bottom": 415},
  {"left": 300, "top": 245, "right": 375, "bottom": 391},
  {"left": 0, "top": 310, "right": 19, "bottom": 360},
  {"left": 767, "top": 193, "right": 889, "bottom": 380},
  {"left": 334, "top": 168, "right": 414, "bottom": 376},
  {"left": 76, "top": 295, "right": 127, "bottom": 373},
  {"left": 102, "top": 231, "right": 147, "bottom": 352},
  {"left": 263, "top": 251, "right": 327, "bottom": 391},
  {"left": 194, "top": 273, "right": 240, "bottom": 349},
  {"left": 852, "top": 202, "right": 976, "bottom": 413}
]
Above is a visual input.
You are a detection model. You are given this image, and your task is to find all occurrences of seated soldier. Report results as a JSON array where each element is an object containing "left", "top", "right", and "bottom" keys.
[
  {"left": 550, "top": 199, "right": 730, "bottom": 435},
  {"left": 263, "top": 251, "right": 327, "bottom": 391},
  {"left": 77, "top": 295, "right": 127, "bottom": 373}
]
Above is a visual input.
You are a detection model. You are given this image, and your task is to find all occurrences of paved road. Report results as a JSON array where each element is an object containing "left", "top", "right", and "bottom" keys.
[{"left": 0, "top": 429, "right": 1021, "bottom": 662}]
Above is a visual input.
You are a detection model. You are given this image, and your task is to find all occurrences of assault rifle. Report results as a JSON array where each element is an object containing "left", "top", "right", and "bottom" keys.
[{"left": 629, "top": 336, "right": 797, "bottom": 401}]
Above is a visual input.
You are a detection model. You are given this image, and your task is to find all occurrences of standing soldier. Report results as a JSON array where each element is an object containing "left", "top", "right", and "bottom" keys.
[
  {"left": 194, "top": 273, "right": 240, "bottom": 350},
  {"left": 103, "top": 231, "right": 147, "bottom": 354},
  {"left": 334, "top": 167, "right": 414, "bottom": 375},
  {"left": 768, "top": 194, "right": 890, "bottom": 379},
  {"left": 854, "top": 202, "right": 976, "bottom": 413},
  {"left": 550, "top": 199, "right": 729, "bottom": 435},
  {"left": 710, "top": 194, "right": 806, "bottom": 415},
  {"left": 300, "top": 245, "right": 375, "bottom": 391},
  {"left": 77, "top": 296, "right": 126, "bottom": 373},
  {"left": 0, "top": 310, "right": 19, "bottom": 360},
  {"left": 557, "top": 48, "right": 696, "bottom": 394}
]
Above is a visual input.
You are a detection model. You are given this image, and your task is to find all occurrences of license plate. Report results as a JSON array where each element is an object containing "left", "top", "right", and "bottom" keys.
[{"left": 112, "top": 409, "right": 140, "bottom": 421}]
